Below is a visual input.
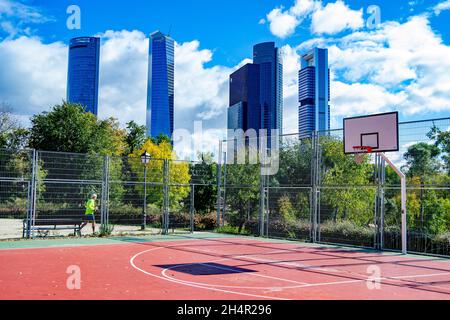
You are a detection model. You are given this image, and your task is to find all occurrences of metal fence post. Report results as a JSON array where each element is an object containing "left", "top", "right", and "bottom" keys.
[
  {"left": 190, "top": 184, "right": 195, "bottom": 233},
  {"left": 101, "top": 155, "right": 110, "bottom": 232},
  {"left": 265, "top": 186, "right": 270, "bottom": 237},
  {"left": 25, "top": 149, "right": 37, "bottom": 238},
  {"left": 222, "top": 151, "right": 228, "bottom": 227},
  {"left": 216, "top": 140, "right": 223, "bottom": 227},
  {"left": 163, "top": 159, "right": 170, "bottom": 234},
  {"left": 380, "top": 156, "right": 386, "bottom": 250},
  {"left": 310, "top": 133, "right": 315, "bottom": 243},
  {"left": 259, "top": 162, "right": 265, "bottom": 238},
  {"left": 30, "top": 150, "right": 38, "bottom": 239},
  {"left": 311, "top": 131, "right": 320, "bottom": 243},
  {"left": 374, "top": 154, "right": 386, "bottom": 250},
  {"left": 374, "top": 154, "right": 380, "bottom": 249}
]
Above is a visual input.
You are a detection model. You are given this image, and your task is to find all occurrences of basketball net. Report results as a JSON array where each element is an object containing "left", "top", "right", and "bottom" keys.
[{"left": 353, "top": 146, "right": 373, "bottom": 164}]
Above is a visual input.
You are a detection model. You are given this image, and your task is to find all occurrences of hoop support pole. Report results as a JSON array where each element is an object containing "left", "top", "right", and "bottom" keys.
[{"left": 378, "top": 153, "right": 407, "bottom": 255}]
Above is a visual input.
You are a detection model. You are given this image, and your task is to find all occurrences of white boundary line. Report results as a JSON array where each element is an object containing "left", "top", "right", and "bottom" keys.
[
  {"left": 160, "top": 260, "right": 309, "bottom": 289},
  {"left": 129, "top": 242, "right": 450, "bottom": 300},
  {"left": 129, "top": 245, "right": 289, "bottom": 300}
]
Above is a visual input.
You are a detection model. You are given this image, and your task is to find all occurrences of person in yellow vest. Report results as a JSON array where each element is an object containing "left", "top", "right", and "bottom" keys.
[{"left": 82, "top": 194, "right": 97, "bottom": 234}]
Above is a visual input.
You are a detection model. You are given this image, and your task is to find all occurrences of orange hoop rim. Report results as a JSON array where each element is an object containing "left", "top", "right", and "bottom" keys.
[{"left": 353, "top": 146, "right": 373, "bottom": 153}]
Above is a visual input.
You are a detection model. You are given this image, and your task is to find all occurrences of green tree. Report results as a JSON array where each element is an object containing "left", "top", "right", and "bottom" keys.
[
  {"left": 125, "top": 121, "right": 146, "bottom": 155},
  {"left": 278, "top": 195, "right": 295, "bottom": 222},
  {"left": 319, "top": 136, "right": 375, "bottom": 226},
  {"left": 224, "top": 148, "right": 260, "bottom": 233},
  {"left": 273, "top": 138, "right": 312, "bottom": 187},
  {"left": 0, "top": 104, "right": 29, "bottom": 150},
  {"left": 191, "top": 152, "right": 217, "bottom": 214},
  {"left": 29, "top": 102, "right": 125, "bottom": 155},
  {"left": 151, "top": 133, "right": 172, "bottom": 145},
  {"left": 129, "top": 138, "right": 191, "bottom": 208},
  {"left": 403, "top": 142, "right": 441, "bottom": 228},
  {"left": 428, "top": 125, "right": 450, "bottom": 172},
  {"left": 404, "top": 143, "right": 441, "bottom": 178}
]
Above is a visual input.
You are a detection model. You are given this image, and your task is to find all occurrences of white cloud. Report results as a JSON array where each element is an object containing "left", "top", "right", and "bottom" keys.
[
  {"left": 265, "top": 0, "right": 320, "bottom": 39},
  {"left": 0, "top": 29, "right": 245, "bottom": 158},
  {"left": 97, "top": 30, "right": 148, "bottom": 126},
  {"left": 330, "top": 81, "right": 405, "bottom": 117},
  {"left": 175, "top": 40, "right": 239, "bottom": 123},
  {"left": 280, "top": 45, "right": 300, "bottom": 134},
  {"left": 98, "top": 30, "right": 240, "bottom": 131},
  {"left": 266, "top": 7, "right": 301, "bottom": 39},
  {"left": 433, "top": 0, "right": 450, "bottom": 15},
  {"left": 290, "top": 0, "right": 318, "bottom": 16},
  {"left": 0, "top": 36, "right": 67, "bottom": 117},
  {"left": 0, "top": 0, "right": 52, "bottom": 38},
  {"left": 282, "top": 13, "right": 450, "bottom": 134},
  {"left": 264, "top": 0, "right": 364, "bottom": 38},
  {"left": 311, "top": 1, "right": 364, "bottom": 35}
]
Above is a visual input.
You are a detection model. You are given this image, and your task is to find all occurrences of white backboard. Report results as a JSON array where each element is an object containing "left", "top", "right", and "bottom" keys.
[{"left": 343, "top": 112, "right": 399, "bottom": 154}]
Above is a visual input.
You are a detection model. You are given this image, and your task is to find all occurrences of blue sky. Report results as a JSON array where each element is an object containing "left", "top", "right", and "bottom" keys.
[
  {"left": 9, "top": 0, "right": 450, "bottom": 65},
  {"left": 1, "top": 0, "right": 450, "bottom": 158}
]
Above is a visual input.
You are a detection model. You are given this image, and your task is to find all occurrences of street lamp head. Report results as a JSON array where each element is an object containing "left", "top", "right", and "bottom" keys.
[{"left": 141, "top": 151, "right": 151, "bottom": 165}]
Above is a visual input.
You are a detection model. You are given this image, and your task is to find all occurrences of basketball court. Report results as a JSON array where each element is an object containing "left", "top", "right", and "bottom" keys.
[
  {"left": 1, "top": 233, "right": 450, "bottom": 300},
  {"left": 1, "top": 112, "right": 449, "bottom": 300}
]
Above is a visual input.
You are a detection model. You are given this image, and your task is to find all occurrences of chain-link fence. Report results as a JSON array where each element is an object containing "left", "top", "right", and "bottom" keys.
[
  {"left": 0, "top": 149, "right": 32, "bottom": 239},
  {"left": 218, "top": 117, "right": 450, "bottom": 257},
  {"left": 0, "top": 116, "right": 449, "bottom": 256},
  {"left": 0, "top": 150, "right": 220, "bottom": 239}
]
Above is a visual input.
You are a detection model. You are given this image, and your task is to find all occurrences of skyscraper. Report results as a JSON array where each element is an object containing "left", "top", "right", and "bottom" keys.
[
  {"left": 67, "top": 37, "right": 100, "bottom": 115},
  {"left": 253, "top": 42, "right": 283, "bottom": 135},
  {"left": 228, "top": 64, "right": 260, "bottom": 132},
  {"left": 228, "top": 42, "right": 283, "bottom": 139},
  {"left": 298, "top": 48, "right": 330, "bottom": 138},
  {"left": 147, "top": 31, "right": 174, "bottom": 139}
]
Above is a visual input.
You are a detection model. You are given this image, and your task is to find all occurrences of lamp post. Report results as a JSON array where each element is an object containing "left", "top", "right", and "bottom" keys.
[{"left": 141, "top": 151, "right": 151, "bottom": 230}]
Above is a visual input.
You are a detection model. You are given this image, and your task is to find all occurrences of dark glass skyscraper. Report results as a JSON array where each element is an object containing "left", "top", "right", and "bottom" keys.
[
  {"left": 253, "top": 42, "right": 283, "bottom": 135},
  {"left": 298, "top": 48, "right": 330, "bottom": 138},
  {"left": 147, "top": 31, "right": 174, "bottom": 138},
  {"left": 228, "top": 64, "right": 260, "bottom": 131},
  {"left": 228, "top": 42, "right": 283, "bottom": 139},
  {"left": 67, "top": 37, "right": 100, "bottom": 115}
]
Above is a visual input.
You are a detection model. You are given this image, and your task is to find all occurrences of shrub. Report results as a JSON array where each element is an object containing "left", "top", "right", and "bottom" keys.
[
  {"left": 215, "top": 225, "right": 251, "bottom": 236},
  {"left": 194, "top": 213, "right": 217, "bottom": 230},
  {"left": 99, "top": 224, "right": 114, "bottom": 237}
]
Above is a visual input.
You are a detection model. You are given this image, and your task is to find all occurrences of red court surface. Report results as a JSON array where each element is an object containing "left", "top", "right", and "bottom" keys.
[{"left": 1, "top": 237, "right": 450, "bottom": 300}]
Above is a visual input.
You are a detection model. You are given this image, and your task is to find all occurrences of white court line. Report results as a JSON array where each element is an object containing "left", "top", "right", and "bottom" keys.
[
  {"left": 129, "top": 245, "right": 289, "bottom": 300},
  {"left": 299, "top": 272, "right": 450, "bottom": 290},
  {"left": 185, "top": 247, "right": 310, "bottom": 285},
  {"left": 161, "top": 260, "right": 308, "bottom": 290},
  {"left": 232, "top": 253, "right": 341, "bottom": 273},
  {"left": 130, "top": 242, "right": 450, "bottom": 299},
  {"left": 161, "top": 261, "right": 450, "bottom": 293}
]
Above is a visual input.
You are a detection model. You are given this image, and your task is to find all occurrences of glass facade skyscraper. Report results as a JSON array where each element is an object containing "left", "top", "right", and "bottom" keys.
[
  {"left": 228, "top": 64, "right": 260, "bottom": 132},
  {"left": 253, "top": 42, "right": 283, "bottom": 135},
  {"left": 228, "top": 42, "right": 283, "bottom": 141},
  {"left": 147, "top": 31, "right": 174, "bottom": 138},
  {"left": 67, "top": 37, "right": 100, "bottom": 115},
  {"left": 298, "top": 48, "right": 330, "bottom": 138}
]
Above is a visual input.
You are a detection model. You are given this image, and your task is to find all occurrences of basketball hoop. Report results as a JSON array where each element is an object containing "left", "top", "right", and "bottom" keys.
[
  {"left": 353, "top": 146, "right": 373, "bottom": 164},
  {"left": 344, "top": 112, "right": 406, "bottom": 254}
]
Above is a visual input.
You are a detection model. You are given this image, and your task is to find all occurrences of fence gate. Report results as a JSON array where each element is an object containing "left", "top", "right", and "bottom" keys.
[{"left": 0, "top": 149, "right": 33, "bottom": 239}]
